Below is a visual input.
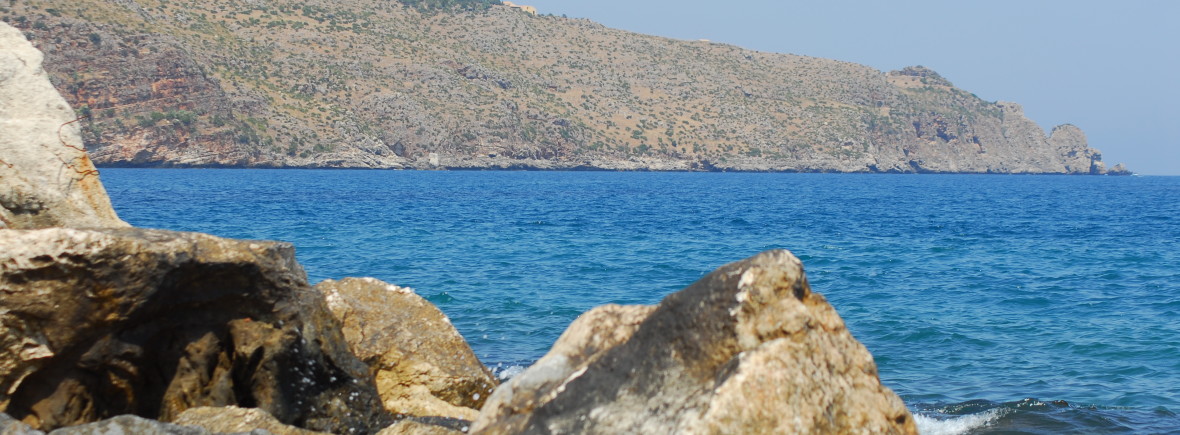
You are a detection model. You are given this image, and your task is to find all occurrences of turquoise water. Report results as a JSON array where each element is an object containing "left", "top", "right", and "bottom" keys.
[{"left": 101, "top": 170, "right": 1180, "bottom": 433}]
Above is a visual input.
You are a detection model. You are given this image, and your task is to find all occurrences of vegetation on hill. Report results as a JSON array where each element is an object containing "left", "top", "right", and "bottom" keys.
[{"left": 0, "top": 0, "right": 1118, "bottom": 173}]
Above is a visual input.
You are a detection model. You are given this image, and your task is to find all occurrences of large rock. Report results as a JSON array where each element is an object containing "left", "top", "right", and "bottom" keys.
[
  {"left": 315, "top": 278, "right": 497, "bottom": 421},
  {"left": 472, "top": 250, "right": 917, "bottom": 434},
  {"left": 0, "top": 22, "right": 125, "bottom": 229},
  {"left": 0, "top": 228, "right": 391, "bottom": 433}
]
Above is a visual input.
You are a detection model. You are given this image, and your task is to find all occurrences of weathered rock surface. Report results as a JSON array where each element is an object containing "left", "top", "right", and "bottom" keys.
[
  {"left": 1, "top": 412, "right": 42, "bottom": 435},
  {"left": 375, "top": 417, "right": 468, "bottom": 435},
  {"left": 5, "top": 3, "right": 1128, "bottom": 173},
  {"left": 173, "top": 406, "right": 326, "bottom": 435},
  {"left": 472, "top": 250, "right": 917, "bottom": 434},
  {"left": 0, "top": 22, "right": 125, "bottom": 229},
  {"left": 48, "top": 415, "right": 207, "bottom": 435},
  {"left": 315, "top": 278, "right": 496, "bottom": 421},
  {"left": 0, "top": 228, "right": 391, "bottom": 433}
]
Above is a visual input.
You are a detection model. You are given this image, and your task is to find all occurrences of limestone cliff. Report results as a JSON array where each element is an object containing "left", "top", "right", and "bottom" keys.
[{"left": 1, "top": 1, "right": 1125, "bottom": 173}]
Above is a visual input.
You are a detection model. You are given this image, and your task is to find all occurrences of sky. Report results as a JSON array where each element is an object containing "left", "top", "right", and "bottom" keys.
[{"left": 522, "top": 0, "right": 1180, "bottom": 175}]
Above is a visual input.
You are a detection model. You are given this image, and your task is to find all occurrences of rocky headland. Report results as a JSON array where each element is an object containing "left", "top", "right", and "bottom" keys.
[
  {"left": 2, "top": 22, "right": 917, "bottom": 434},
  {"left": 2, "top": 0, "right": 1129, "bottom": 174}
]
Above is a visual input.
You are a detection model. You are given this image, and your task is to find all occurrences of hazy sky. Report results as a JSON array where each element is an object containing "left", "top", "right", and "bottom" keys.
[{"left": 522, "top": 0, "right": 1179, "bottom": 175}]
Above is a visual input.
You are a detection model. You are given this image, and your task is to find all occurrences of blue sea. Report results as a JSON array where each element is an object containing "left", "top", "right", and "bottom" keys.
[{"left": 100, "top": 169, "right": 1180, "bottom": 434}]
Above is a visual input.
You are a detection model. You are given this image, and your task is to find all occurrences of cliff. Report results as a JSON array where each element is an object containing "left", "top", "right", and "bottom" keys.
[{"left": 0, "top": 0, "right": 1125, "bottom": 173}]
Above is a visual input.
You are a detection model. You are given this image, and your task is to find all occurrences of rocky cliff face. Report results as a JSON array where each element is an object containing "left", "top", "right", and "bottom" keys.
[{"left": 2, "top": 0, "right": 1126, "bottom": 173}]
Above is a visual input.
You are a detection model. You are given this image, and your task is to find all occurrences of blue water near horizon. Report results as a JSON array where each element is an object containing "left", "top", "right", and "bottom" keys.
[{"left": 100, "top": 169, "right": 1180, "bottom": 434}]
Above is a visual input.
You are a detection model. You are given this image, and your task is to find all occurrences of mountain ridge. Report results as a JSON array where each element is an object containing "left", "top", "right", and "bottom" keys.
[{"left": 1, "top": 0, "right": 1129, "bottom": 173}]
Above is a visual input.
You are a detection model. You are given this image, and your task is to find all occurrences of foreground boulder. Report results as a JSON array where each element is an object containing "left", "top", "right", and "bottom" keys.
[
  {"left": 316, "top": 278, "right": 497, "bottom": 421},
  {"left": 0, "top": 228, "right": 391, "bottom": 433},
  {"left": 0, "top": 22, "right": 125, "bottom": 229},
  {"left": 472, "top": 250, "right": 917, "bottom": 434}
]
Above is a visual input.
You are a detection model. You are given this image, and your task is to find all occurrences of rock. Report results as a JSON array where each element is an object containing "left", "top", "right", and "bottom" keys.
[
  {"left": 1, "top": 412, "right": 43, "bottom": 435},
  {"left": 472, "top": 304, "right": 655, "bottom": 433},
  {"left": 173, "top": 407, "right": 327, "bottom": 435},
  {"left": 471, "top": 250, "right": 917, "bottom": 434},
  {"left": 48, "top": 415, "right": 207, "bottom": 435},
  {"left": 315, "top": 279, "right": 496, "bottom": 421},
  {"left": 1108, "top": 163, "right": 1132, "bottom": 176},
  {"left": 0, "top": 228, "right": 391, "bottom": 434},
  {"left": 0, "top": 22, "right": 125, "bottom": 229},
  {"left": 375, "top": 417, "right": 468, "bottom": 435}
]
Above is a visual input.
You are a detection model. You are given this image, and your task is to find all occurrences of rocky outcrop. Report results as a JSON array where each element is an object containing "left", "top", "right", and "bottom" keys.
[
  {"left": 0, "top": 228, "right": 391, "bottom": 433},
  {"left": 316, "top": 278, "right": 497, "bottom": 421},
  {"left": 0, "top": 22, "right": 125, "bottom": 229},
  {"left": 472, "top": 250, "right": 916, "bottom": 434},
  {"left": 173, "top": 406, "right": 327, "bottom": 435},
  {"left": 4, "top": 3, "right": 1128, "bottom": 173}
]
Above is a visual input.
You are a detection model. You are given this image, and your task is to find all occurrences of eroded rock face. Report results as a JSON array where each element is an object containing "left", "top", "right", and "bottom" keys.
[
  {"left": 315, "top": 278, "right": 497, "bottom": 421},
  {"left": 0, "top": 228, "right": 390, "bottom": 433},
  {"left": 0, "top": 22, "right": 125, "bottom": 229},
  {"left": 472, "top": 250, "right": 917, "bottom": 434}
]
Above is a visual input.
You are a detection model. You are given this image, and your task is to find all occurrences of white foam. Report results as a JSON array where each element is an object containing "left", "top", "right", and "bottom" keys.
[
  {"left": 496, "top": 365, "right": 526, "bottom": 380},
  {"left": 914, "top": 409, "right": 1002, "bottom": 435}
]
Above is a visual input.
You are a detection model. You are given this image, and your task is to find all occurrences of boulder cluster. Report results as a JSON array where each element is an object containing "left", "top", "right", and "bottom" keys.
[{"left": 1, "top": 23, "right": 916, "bottom": 434}]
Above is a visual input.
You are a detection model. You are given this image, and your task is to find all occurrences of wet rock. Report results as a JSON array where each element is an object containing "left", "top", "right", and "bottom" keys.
[
  {"left": 315, "top": 278, "right": 496, "bottom": 421},
  {"left": 471, "top": 250, "right": 917, "bottom": 434},
  {"left": 173, "top": 406, "right": 327, "bottom": 435},
  {"left": 0, "top": 228, "right": 391, "bottom": 433},
  {"left": 0, "top": 23, "right": 126, "bottom": 229}
]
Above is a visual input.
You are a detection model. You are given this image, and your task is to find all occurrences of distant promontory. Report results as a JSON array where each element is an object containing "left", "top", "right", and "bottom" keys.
[{"left": 2, "top": 0, "right": 1129, "bottom": 174}]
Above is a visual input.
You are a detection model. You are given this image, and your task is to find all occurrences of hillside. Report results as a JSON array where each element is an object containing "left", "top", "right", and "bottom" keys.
[{"left": 1, "top": 0, "right": 1128, "bottom": 173}]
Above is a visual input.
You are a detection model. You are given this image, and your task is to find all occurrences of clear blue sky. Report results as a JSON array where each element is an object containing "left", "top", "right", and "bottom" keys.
[{"left": 523, "top": 0, "right": 1179, "bottom": 175}]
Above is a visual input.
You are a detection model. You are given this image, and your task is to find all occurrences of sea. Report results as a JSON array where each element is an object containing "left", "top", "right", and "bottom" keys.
[{"left": 100, "top": 169, "right": 1180, "bottom": 434}]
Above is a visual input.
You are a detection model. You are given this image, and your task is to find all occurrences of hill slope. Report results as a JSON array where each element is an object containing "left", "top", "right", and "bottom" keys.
[{"left": 1, "top": 0, "right": 1127, "bottom": 173}]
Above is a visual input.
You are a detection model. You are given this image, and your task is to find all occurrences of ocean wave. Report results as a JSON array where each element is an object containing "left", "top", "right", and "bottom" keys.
[{"left": 914, "top": 409, "right": 1003, "bottom": 435}]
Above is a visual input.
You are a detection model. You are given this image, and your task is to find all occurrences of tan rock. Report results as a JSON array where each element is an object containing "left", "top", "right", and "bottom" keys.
[
  {"left": 472, "top": 304, "right": 655, "bottom": 432},
  {"left": 0, "top": 22, "right": 125, "bottom": 229},
  {"left": 315, "top": 278, "right": 496, "bottom": 421},
  {"left": 376, "top": 418, "right": 465, "bottom": 435},
  {"left": 174, "top": 406, "right": 327, "bottom": 435},
  {"left": 0, "top": 228, "right": 391, "bottom": 433},
  {"left": 472, "top": 250, "right": 917, "bottom": 434}
]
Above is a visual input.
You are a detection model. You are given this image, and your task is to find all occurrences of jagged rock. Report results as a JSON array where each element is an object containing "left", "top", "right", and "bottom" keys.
[
  {"left": 173, "top": 407, "right": 327, "bottom": 435},
  {"left": 0, "top": 22, "right": 125, "bottom": 229},
  {"left": 0, "top": 228, "right": 391, "bottom": 434},
  {"left": 315, "top": 279, "right": 496, "bottom": 421},
  {"left": 471, "top": 250, "right": 917, "bottom": 434},
  {"left": 48, "top": 415, "right": 207, "bottom": 435}
]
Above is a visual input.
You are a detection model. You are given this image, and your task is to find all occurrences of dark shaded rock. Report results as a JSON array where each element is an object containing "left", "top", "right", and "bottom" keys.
[
  {"left": 0, "top": 228, "right": 391, "bottom": 433},
  {"left": 472, "top": 250, "right": 916, "bottom": 434},
  {"left": 315, "top": 278, "right": 496, "bottom": 421}
]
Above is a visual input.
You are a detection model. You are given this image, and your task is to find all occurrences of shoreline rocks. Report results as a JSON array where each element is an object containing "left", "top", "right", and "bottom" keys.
[
  {"left": 315, "top": 278, "right": 497, "bottom": 422},
  {"left": 0, "top": 228, "right": 390, "bottom": 433},
  {"left": 472, "top": 250, "right": 917, "bottom": 434}
]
